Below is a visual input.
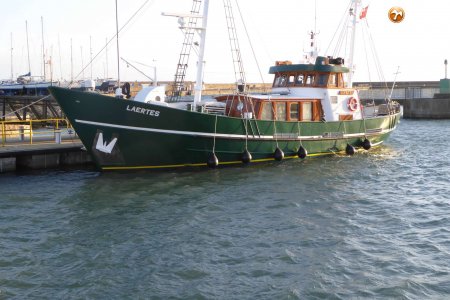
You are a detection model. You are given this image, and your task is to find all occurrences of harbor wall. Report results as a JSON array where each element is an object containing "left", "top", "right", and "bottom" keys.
[
  {"left": 0, "top": 145, "right": 92, "bottom": 173},
  {"left": 397, "top": 98, "right": 450, "bottom": 119}
]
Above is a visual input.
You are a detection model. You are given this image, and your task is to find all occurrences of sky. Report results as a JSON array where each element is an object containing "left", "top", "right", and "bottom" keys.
[{"left": 1, "top": 0, "right": 450, "bottom": 84}]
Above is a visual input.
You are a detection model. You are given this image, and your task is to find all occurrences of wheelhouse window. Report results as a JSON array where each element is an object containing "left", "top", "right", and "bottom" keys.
[
  {"left": 274, "top": 75, "right": 287, "bottom": 87},
  {"left": 290, "top": 103, "right": 299, "bottom": 120},
  {"left": 288, "top": 75, "right": 295, "bottom": 86},
  {"left": 261, "top": 102, "right": 274, "bottom": 120},
  {"left": 302, "top": 102, "right": 313, "bottom": 121},
  {"left": 305, "top": 74, "right": 315, "bottom": 86},
  {"left": 317, "top": 74, "right": 328, "bottom": 86},
  {"left": 275, "top": 102, "right": 286, "bottom": 121},
  {"left": 295, "top": 74, "right": 304, "bottom": 85},
  {"left": 328, "top": 73, "right": 338, "bottom": 87}
]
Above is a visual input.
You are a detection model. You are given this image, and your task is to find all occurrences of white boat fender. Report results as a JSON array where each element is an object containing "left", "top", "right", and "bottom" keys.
[
  {"left": 242, "top": 149, "right": 252, "bottom": 164},
  {"left": 362, "top": 138, "right": 371, "bottom": 150},
  {"left": 274, "top": 147, "right": 284, "bottom": 161},
  {"left": 207, "top": 152, "right": 219, "bottom": 168},
  {"left": 346, "top": 144, "right": 355, "bottom": 155},
  {"left": 298, "top": 146, "right": 308, "bottom": 159}
]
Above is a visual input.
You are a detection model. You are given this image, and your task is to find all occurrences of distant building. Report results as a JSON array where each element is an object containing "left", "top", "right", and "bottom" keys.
[{"left": 354, "top": 81, "right": 440, "bottom": 100}]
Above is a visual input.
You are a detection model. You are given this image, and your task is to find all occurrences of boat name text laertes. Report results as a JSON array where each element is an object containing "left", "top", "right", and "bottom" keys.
[{"left": 126, "top": 105, "right": 160, "bottom": 117}]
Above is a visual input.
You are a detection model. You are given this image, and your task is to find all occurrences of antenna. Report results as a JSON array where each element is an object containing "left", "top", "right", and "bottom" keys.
[
  {"left": 389, "top": 66, "right": 401, "bottom": 100},
  {"left": 314, "top": 0, "right": 317, "bottom": 35}
]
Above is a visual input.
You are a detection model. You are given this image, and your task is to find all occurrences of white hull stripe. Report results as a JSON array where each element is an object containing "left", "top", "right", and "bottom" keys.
[{"left": 75, "top": 119, "right": 395, "bottom": 141}]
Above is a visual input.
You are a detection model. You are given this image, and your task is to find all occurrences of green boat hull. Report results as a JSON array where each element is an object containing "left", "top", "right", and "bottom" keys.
[{"left": 49, "top": 87, "right": 400, "bottom": 171}]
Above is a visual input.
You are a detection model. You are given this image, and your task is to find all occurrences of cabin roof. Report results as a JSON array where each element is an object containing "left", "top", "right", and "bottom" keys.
[{"left": 269, "top": 56, "right": 349, "bottom": 74}]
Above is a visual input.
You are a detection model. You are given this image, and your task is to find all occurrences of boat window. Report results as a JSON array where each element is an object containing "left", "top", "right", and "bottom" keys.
[
  {"left": 274, "top": 76, "right": 281, "bottom": 87},
  {"left": 254, "top": 102, "right": 261, "bottom": 117},
  {"left": 337, "top": 73, "right": 344, "bottom": 87},
  {"left": 295, "top": 74, "right": 304, "bottom": 85},
  {"left": 328, "top": 74, "right": 338, "bottom": 87},
  {"left": 288, "top": 75, "right": 295, "bottom": 86},
  {"left": 290, "top": 103, "right": 299, "bottom": 120},
  {"left": 277, "top": 75, "right": 287, "bottom": 87},
  {"left": 317, "top": 74, "right": 328, "bottom": 86},
  {"left": 261, "top": 102, "right": 274, "bottom": 120},
  {"left": 305, "top": 74, "right": 315, "bottom": 86},
  {"left": 276, "top": 102, "right": 286, "bottom": 121},
  {"left": 302, "top": 102, "right": 312, "bottom": 121}
]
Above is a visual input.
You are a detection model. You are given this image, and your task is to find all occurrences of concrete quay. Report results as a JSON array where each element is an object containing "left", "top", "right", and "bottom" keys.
[
  {"left": 396, "top": 97, "right": 450, "bottom": 119},
  {"left": 0, "top": 141, "right": 92, "bottom": 173}
]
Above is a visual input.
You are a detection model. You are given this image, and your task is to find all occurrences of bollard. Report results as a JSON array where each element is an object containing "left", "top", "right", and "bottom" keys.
[
  {"left": 19, "top": 125, "right": 25, "bottom": 141},
  {"left": 54, "top": 129, "right": 62, "bottom": 144}
]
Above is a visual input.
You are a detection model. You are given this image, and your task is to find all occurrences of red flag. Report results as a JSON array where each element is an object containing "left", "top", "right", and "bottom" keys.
[{"left": 360, "top": 6, "right": 369, "bottom": 19}]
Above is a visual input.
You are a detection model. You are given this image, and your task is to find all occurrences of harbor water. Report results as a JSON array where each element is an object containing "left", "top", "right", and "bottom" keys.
[{"left": 1, "top": 119, "right": 449, "bottom": 299}]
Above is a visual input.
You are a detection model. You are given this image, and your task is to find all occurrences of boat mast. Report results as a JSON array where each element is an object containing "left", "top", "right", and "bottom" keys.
[
  {"left": 105, "top": 38, "right": 109, "bottom": 79},
  {"left": 70, "top": 38, "right": 74, "bottom": 82},
  {"left": 347, "top": 0, "right": 360, "bottom": 88},
  {"left": 10, "top": 32, "right": 13, "bottom": 81},
  {"left": 115, "top": 0, "right": 122, "bottom": 95},
  {"left": 41, "top": 16, "right": 46, "bottom": 81},
  {"left": 193, "top": 0, "right": 209, "bottom": 108},
  {"left": 58, "top": 35, "right": 63, "bottom": 81},
  {"left": 90, "top": 36, "right": 93, "bottom": 80},
  {"left": 80, "top": 46, "right": 84, "bottom": 79},
  {"left": 25, "top": 21, "right": 31, "bottom": 76}
]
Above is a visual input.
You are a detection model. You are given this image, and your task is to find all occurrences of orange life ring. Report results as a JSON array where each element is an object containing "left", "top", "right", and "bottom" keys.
[{"left": 347, "top": 97, "right": 358, "bottom": 111}]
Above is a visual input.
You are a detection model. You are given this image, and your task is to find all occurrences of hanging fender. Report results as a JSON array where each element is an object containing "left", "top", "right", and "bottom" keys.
[{"left": 347, "top": 97, "right": 358, "bottom": 112}]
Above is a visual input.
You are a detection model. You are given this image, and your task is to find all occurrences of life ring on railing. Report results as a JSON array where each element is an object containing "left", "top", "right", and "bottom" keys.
[{"left": 347, "top": 97, "right": 358, "bottom": 111}]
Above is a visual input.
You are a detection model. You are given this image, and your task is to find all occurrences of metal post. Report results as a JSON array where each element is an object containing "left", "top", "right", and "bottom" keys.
[
  {"left": 445, "top": 59, "right": 448, "bottom": 79},
  {"left": 347, "top": 0, "right": 361, "bottom": 88},
  {"left": 19, "top": 125, "right": 25, "bottom": 141},
  {"left": 29, "top": 120, "right": 33, "bottom": 144},
  {"left": 193, "top": 0, "right": 210, "bottom": 110},
  {"left": 1, "top": 121, "right": 5, "bottom": 146}
]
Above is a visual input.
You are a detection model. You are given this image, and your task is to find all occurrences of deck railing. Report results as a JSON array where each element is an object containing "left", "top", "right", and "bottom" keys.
[{"left": 0, "top": 118, "right": 77, "bottom": 147}]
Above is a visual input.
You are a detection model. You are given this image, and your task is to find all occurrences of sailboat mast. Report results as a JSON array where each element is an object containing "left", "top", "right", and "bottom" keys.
[
  {"left": 115, "top": 0, "right": 121, "bottom": 91},
  {"left": 80, "top": 46, "right": 84, "bottom": 79},
  {"left": 105, "top": 38, "right": 109, "bottom": 79},
  {"left": 347, "top": 0, "right": 360, "bottom": 88},
  {"left": 58, "top": 35, "right": 63, "bottom": 81},
  {"left": 70, "top": 38, "right": 74, "bottom": 82},
  {"left": 90, "top": 36, "right": 93, "bottom": 80},
  {"left": 41, "top": 16, "right": 46, "bottom": 81},
  {"left": 25, "top": 21, "right": 31, "bottom": 76},
  {"left": 193, "top": 0, "right": 209, "bottom": 108},
  {"left": 10, "top": 32, "right": 13, "bottom": 81}
]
